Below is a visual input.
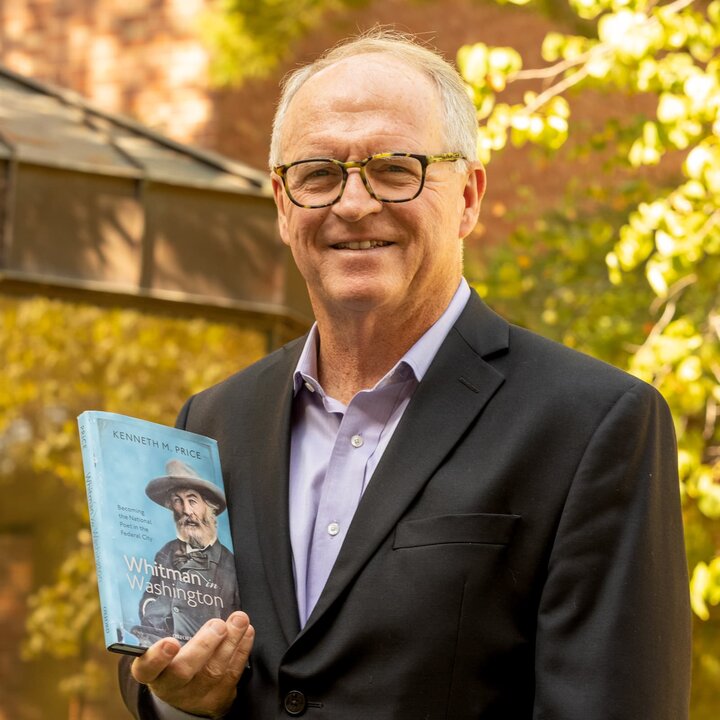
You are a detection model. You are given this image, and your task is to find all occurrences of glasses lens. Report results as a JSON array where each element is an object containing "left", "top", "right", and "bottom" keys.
[
  {"left": 285, "top": 161, "right": 343, "bottom": 206},
  {"left": 365, "top": 155, "right": 423, "bottom": 201}
]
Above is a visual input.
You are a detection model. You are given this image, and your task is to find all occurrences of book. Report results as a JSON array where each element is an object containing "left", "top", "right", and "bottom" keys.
[{"left": 77, "top": 411, "right": 239, "bottom": 656}]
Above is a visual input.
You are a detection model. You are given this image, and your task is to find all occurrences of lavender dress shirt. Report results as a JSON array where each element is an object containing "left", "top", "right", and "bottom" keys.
[
  {"left": 289, "top": 279, "right": 470, "bottom": 626},
  {"left": 153, "top": 279, "right": 471, "bottom": 718}
]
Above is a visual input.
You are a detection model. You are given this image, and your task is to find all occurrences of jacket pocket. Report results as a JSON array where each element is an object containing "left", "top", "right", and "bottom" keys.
[{"left": 393, "top": 512, "right": 520, "bottom": 549}]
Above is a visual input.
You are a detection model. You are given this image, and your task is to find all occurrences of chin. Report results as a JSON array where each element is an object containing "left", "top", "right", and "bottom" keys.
[
  {"left": 187, "top": 530, "right": 214, "bottom": 548},
  {"left": 323, "top": 279, "right": 399, "bottom": 311}
]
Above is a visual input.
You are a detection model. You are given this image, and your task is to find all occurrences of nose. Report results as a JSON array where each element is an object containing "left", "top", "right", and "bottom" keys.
[{"left": 331, "top": 168, "right": 382, "bottom": 221}]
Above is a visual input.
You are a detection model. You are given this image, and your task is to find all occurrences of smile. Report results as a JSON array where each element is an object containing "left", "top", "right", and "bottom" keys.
[{"left": 331, "top": 240, "right": 393, "bottom": 250}]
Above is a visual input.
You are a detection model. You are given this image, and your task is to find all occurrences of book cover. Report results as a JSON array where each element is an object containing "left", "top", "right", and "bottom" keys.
[{"left": 77, "top": 411, "right": 239, "bottom": 656}]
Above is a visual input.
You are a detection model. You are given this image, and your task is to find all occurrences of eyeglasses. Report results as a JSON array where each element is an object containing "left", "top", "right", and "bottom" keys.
[{"left": 273, "top": 152, "right": 466, "bottom": 209}]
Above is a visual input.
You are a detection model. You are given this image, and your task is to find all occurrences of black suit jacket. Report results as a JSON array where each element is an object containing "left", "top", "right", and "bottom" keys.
[{"left": 121, "top": 291, "right": 691, "bottom": 719}]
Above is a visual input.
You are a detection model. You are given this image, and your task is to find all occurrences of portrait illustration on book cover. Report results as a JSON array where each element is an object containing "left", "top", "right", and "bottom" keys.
[
  {"left": 78, "top": 411, "right": 239, "bottom": 655},
  {"left": 130, "top": 459, "right": 240, "bottom": 646}
]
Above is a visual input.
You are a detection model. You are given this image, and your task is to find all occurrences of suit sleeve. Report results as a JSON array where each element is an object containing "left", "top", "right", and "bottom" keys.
[
  {"left": 118, "top": 656, "right": 155, "bottom": 720},
  {"left": 533, "top": 382, "right": 692, "bottom": 719},
  {"left": 118, "top": 660, "right": 207, "bottom": 720}
]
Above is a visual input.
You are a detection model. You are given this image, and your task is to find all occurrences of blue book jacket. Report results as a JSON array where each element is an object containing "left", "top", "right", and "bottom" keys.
[{"left": 77, "top": 411, "right": 239, "bottom": 655}]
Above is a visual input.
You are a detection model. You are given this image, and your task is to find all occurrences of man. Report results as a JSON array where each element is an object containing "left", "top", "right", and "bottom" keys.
[
  {"left": 131, "top": 459, "right": 239, "bottom": 646},
  {"left": 121, "top": 30, "right": 691, "bottom": 720}
]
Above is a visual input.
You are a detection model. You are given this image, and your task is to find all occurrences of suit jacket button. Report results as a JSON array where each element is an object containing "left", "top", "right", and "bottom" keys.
[{"left": 284, "top": 690, "right": 306, "bottom": 716}]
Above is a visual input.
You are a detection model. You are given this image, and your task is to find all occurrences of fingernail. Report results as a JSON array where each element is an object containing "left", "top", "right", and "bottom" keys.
[
  {"left": 231, "top": 613, "right": 247, "bottom": 629},
  {"left": 162, "top": 641, "right": 178, "bottom": 657},
  {"left": 210, "top": 619, "right": 227, "bottom": 636}
]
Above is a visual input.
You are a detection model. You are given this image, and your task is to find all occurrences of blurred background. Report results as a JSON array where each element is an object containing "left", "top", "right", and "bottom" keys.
[{"left": 0, "top": 0, "right": 718, "bottom": 717}]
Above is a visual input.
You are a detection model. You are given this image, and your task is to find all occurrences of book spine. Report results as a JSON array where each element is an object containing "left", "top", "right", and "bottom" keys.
[{"left": 78, "top": 413, "right": 119, "bottom": 649}]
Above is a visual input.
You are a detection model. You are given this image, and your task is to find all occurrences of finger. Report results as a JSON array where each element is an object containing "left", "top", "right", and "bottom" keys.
[
  {"left": 131, "top": 639, "right": 180, "bottom": 685},
  {"left": 160, "top": 619, "right": 229, "bottom": 687},
  {"left": 203, "top": 612, "right": 254, "bottom": 681},
  {"left": 228, "top": 621, "right": 255, "bottom": 674}
]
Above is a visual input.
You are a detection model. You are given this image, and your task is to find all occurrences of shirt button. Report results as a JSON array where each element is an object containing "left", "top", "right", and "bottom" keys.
[
  {"left": 351, "top": 434, "right": 364, "bottom": 448},
  {"left": 304, "top": 381, "right": 315, "bottom": 393},
  {"left": 327, "top": 522, "right": 340, "bottom": 536},
  {"left": 284, "top": 690, "right": 306, "bottom": 716}
]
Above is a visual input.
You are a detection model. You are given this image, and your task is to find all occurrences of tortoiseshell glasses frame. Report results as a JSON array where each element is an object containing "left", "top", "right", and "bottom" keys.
[{"left": 273, "top": 151, "right": 466, "bottom": 209}]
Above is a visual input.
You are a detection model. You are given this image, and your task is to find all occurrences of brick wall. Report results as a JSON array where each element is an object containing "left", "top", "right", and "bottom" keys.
[{"left": 0, "top": 0, "right": 213, "bottom": 143}]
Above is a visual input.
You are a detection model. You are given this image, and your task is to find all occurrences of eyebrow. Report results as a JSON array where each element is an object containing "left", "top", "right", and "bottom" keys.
[{"left": 172, "top": 490, "right": 201, "bottom": 499}]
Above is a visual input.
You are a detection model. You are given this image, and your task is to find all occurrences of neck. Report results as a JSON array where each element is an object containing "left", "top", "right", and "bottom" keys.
[{"left": 312, "top": 288, "right": 457, "bottom": 404}]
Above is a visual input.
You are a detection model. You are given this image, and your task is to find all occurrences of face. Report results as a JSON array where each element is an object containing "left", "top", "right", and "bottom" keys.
[
  {"left": 171, "top": 488, "right": 217, "bottom": 548},
  {"left": 272, "top": 54, "right": 485, "bottom": 323}
]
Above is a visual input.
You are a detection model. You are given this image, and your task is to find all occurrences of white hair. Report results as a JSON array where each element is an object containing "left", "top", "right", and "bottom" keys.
[{"left": 269, "top": 29, "right": 478, "bottom": 168}]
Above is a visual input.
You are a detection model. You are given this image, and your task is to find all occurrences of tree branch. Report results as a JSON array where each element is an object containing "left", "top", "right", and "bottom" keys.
[
  {"left": 506, "top": 0, "right": 697, "bottom": 115},
  {"left": 650, "top": 273, "right": 698, "bottom": 314},
  {"left": 513, "top": 51, "right": 593, "bottom": 81},
  {"left": 521, "top": 62, "right": 593, "bottom": 116}
]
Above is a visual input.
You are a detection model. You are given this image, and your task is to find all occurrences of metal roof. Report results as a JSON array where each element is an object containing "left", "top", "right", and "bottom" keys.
[
  {"left": 0, "top": 66, "right": 270, "bottom": 191},
  {"left": 0, "top": 65, "right": 311, "bottom": 345}
]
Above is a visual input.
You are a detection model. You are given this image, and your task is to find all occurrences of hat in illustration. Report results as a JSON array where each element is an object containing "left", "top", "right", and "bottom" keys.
[{"left": 145, "top": 459, "right": 226, "bottom": 514}]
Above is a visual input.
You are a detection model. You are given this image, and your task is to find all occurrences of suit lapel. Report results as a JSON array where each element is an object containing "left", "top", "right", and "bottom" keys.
[
  {"left": 300, "top": 292, "right": 509, "bottom": 634},
  {"left": 241, "top": 340, "right": 304, "bottom": 644}
]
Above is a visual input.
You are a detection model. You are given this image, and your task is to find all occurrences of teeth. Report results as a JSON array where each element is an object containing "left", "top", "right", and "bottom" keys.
[{"left": 334, "top": 240, "right": 391, "bottom": 250}]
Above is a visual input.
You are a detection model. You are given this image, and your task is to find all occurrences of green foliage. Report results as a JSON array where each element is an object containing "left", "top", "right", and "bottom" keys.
[
  {"left": 475, "top": 179, "right": 656, "bottom": 366},
  {"left": 460, "top": 0, "right": 720, "bottom": 712},
  {"left": 201, "top": 0, "right": 368, "bottom": 84},
  {"left": 0, "top": 296, "right": 265, "bottom": 707},
  {"left": 22, "top": 537, "right": 100, "bottom": 662},
  {"left": 458, "top": 0, "right": 720, "bottom": 164}
]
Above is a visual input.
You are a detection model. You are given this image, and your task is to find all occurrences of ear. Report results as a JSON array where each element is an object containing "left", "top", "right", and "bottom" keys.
[
  {"left": 272, "top": 174, "right": 291, "bottom": 247},
  {"left": 458, "top": 163, "right": 486, "bottom": 240}
]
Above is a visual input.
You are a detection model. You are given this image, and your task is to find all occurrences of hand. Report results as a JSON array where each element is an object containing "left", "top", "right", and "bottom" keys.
[{"left": 131, "top": 612, "right": 255, "bottom": 719}]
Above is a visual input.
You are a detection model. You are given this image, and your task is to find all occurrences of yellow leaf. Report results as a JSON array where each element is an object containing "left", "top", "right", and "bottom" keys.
[{"left": 690, "top": 562, "right": 710, "bottom": 620}]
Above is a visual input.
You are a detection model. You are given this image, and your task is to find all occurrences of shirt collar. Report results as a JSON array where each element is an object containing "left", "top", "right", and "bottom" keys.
[
  {"left": 401, "top": 278, "right": 470, "bottom": 381},
  {"left": 293, "top": 323, "right": 322, "bottom": 395},
  {"left": 293, "top": 278, "right": 471, "bottom": 396}
]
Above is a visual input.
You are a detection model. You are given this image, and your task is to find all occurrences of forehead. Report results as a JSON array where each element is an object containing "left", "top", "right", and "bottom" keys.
[
  {"left": 281, "top": 54, "right": 444, "bottom": 160},
  {"left": 171, "top": 488, "right": 203, "bottom": 500}
]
